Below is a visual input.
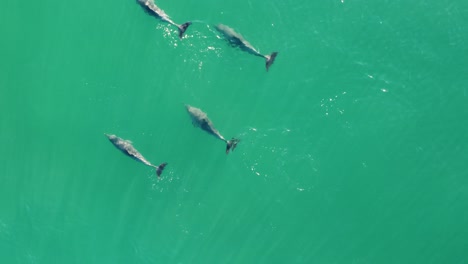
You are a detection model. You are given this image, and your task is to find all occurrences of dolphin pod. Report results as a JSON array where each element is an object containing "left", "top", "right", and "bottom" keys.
[
  {"left": 136, "top": 0, "right": 278, "bottom": 71},
  {"left": 106, "top": 105, "right": 241, "bottom": 177},
  {"left": 106, "top": 1, "right": 279, "bottom": 177}
]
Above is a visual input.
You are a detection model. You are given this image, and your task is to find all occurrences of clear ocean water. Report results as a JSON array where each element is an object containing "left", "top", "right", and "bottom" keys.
[{"left": 1, "top": 0, "right": 467, "bottom": 263}]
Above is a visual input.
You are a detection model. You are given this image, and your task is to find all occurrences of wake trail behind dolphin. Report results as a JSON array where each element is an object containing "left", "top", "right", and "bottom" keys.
[{"left": 189, "top": 20, "right": 209, "bottom": 24}]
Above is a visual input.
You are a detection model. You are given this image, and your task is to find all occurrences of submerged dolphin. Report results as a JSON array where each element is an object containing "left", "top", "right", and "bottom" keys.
[
  {"left": 215, "top": 24, "right": 278, "bottom": 71},
  {"left": 137, "top": 0, "right": 191, "bottom": 38},
  {"left": 185, "top": 105, "right": 240, "bottom": 154},
  {"left": 105, "top": 134, "right": 167, "bottom": 177}
]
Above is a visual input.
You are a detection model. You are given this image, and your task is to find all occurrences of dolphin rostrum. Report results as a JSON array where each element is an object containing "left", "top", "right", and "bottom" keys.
[
  {"left": 215, "top": 24, "right": 278, "bottom": 71},
  {"left": 137, "top": 0, "right": 192, "bottom": 38},
  {"left": 185, "top": 105, "right": 240, "bottom": 154},
  {"left": 105, "top": 134, "right": 167, "bottom": 177}
]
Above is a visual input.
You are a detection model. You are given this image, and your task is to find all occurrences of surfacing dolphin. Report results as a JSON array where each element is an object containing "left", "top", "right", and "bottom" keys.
[
  {"left": 185, "top": 105, "right": 240, "bottom": 154},
  {"left": 105, "top": 134, "right": 167, "bottom": 177},
  {"left": 215, "top": 24, "right": 278, "bottom": 71},
  {"left": 137, "top": 0, "right": 191, "bottom": 38}
]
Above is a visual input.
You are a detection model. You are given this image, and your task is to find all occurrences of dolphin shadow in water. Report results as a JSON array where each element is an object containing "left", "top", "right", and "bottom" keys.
[
  {"left": 137, "top": 0, "right": 191, "bottom": 38},
  {"left": 185, "top": 105, "right": 240, "bottom": 154},
  {"left": 215, "top": 24, "right": 278, "bottom": 71},
  {"left": 105, "top": 134, "right": 167, "bottom": 177}
]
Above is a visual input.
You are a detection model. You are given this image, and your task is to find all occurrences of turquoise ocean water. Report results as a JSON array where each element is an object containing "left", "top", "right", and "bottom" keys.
[{"left": 1, "top": 0, "right": 468, "bottom": 263}]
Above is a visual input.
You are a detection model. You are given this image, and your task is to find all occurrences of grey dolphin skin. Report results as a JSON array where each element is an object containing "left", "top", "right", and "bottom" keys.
[
  {"left": 137, "top": 0, "right": 191, "bottom": 38},
  {"left": 215, "top": 24, "right": 278, "bottom": 71},
  {"left": 185, "top": 105, "right": 240, "bottom": 154},
  {"left": 105, "top": 134, "right": 167, "bottom": 177}
]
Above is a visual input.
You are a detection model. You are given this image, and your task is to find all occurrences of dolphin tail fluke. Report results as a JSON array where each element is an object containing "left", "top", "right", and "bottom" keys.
[
  {"left": 265, "top": 52, "right": 278, "bottom": 71},
  {"left": 178, "top": 22, "right": 192, "bottom": 38},
  {"left": 226, "top": 138, "right": 240, "bottom": 154},
  {"left": 156, "top": 162, "right": 168, "bottom": 177}
]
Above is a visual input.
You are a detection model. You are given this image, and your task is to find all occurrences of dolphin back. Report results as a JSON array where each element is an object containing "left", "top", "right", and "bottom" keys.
[
  {"left": 216, "top": 24, "right": 240, "bottom": 39},
  {"left": 216, "top": 24, "right": 254, "bottom": 50},
  {"left": 106, "top": 134, "right": 168, "bottom": 177},
  {"left": 216, "top": 24, "right": 277, "bottom": 70},
  {"left": 185, "top": 105, "right": 227, "bottom": 142}
]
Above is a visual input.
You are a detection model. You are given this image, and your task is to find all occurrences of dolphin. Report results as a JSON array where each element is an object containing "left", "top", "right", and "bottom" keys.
[
  {"left": 215, "top": 24, "right": 278, "bottom": 71},
  {"left": 105, "top": 134, "right": 167, "bottom": 177},
  {"left": 185, "top": 105, "right": 240, "bottom": 154},
  {"left": 137, "top": 0, "right": 192, "bottom": 38}
]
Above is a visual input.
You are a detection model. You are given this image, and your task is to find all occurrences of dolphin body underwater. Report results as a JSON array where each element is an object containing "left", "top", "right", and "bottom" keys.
[
  {"left": 215, "top": 24, "right": 278, "bottom": 71},
  {"left": 105, "top": 134, "right": 167, "bottom": 177},
  {"left": 185, "top": 105, "right": 240, "bottom": 154},
  {"left": 137, "top": 0, "right": 191, "bottom": 38}
]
